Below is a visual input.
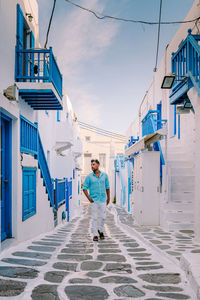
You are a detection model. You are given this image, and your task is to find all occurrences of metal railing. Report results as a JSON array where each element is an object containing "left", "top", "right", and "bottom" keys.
[
  {"left": 55, "top": 178, "right": 66, "bottom": 210},
  {"left": 20, "top": 115, "right": 38, "bottom": 155},
  {"left": 15, "top": 47, "right": 63, "bottom": 98},
  {"left": 142, "top": 110, "right": 167, "bottom": 183},
  {"left": 171, "top": 29, "right": 200, "bottom": 94},
  {"left": 142, "top": 110, "right": 167, "bottom": 137},
  {"left": 38, "top": 133, "right": 54, "bottom": 207},
  {"left": 68, "top": 178, "right": 72, "bottom": 199}
]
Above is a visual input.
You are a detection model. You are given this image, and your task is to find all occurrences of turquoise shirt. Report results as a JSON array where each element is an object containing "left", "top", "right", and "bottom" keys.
[{"left": 83, "top": 172, "right": 110, "bottom": 203}]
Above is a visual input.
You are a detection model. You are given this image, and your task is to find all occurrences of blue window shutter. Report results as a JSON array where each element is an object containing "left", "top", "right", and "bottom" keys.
[
  {"left": 22, "top": 168, "right": 36, "bottom": 221},
  {"left": 16, "top": 4, "right": 24, "bottom": 81},
  {"left": 17, "top": 4, "right": 24, "bottom": 49}
]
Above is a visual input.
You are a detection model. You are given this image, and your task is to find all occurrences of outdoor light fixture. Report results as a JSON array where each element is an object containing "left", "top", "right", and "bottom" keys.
[
  {"left": 26, "top": 13, "right": 33, "bottom": 22},
  {"left": 184, "top": 100, "right": 193, "bottom": 109},
  {"left": 161, "top": 74, "right": 188, "bottom": 89},
  {"left": 161, "top": 75, "right": 175, "bottom": 89}
]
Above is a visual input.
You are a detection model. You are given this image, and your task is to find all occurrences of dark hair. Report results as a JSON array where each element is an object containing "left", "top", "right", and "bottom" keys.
[{"left": 91, "top": 159, "right": 100, "bottom": 164}]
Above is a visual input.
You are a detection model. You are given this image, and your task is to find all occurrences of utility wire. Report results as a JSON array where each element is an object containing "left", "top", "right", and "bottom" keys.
[
  {"left": 78, "top": 121, "right": 126, "bottom": 138},
  {"left": 79, "top": 125, "right": 126, "bottom": 141},
  {"left": 79, "top": 122, "right": 126, "bottom": 138},
  {"left": 79, "top": 125, "right": 126, "bottom": 140},
  {"left": 64, "top": 0, "right": 200, "bottom": 25},
  {"left": 154, "top": 0, "right": 162, "bottom": 72},
  {"left": 44, "top": 0, "right": 56, "bottom": 48},
  {"left": 79, "top": 123, "right": 126, "bottom": 140}
]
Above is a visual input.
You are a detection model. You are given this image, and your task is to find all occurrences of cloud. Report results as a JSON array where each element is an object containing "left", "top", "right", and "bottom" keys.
[
  {"left": 54, "top": 0, "right": 119, "bottom": 76},
  {"left": 49, "top": 0, "right": 119, "bottom": 125},
  {"left": 66, "top": 85, "right": 102, "bottom": 126}
]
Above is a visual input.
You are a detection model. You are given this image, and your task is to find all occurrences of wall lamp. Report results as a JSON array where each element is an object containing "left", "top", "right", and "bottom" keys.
[
  {"left": 161, "top": 74, "right": 188, "bottom": 89},
  {"left": 161, "top": 75, "right": 175, "bottom": 89},
  {"left": 26, "top": 13, "right": 33, "bottom": 22}
]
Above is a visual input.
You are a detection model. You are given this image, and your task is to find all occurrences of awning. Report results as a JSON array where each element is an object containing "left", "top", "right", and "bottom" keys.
[{"left": 125, "top": 127, "right": 167, "bottom": 157}]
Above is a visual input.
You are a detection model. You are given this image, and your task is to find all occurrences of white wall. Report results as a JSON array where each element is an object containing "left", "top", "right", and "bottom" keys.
[{"left": 0, "top": 0, "right": 39, "bottom": 93}]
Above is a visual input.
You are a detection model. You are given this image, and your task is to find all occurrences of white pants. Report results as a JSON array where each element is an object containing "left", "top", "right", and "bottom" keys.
[{"left": 91, "top": 202, "right": 107, "bottom": 236}]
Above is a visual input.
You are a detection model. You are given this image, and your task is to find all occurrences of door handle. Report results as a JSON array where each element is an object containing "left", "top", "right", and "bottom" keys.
[{"left": 4, "top": 179, "right": 8, "bottom": 188}]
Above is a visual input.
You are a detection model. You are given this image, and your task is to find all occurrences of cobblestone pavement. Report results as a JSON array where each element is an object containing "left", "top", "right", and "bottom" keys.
[
  {"left": 114, "top": 206, "right": 200, "bottom": 262},
  {"left": 0, "top": 205, "right": 196, "bottom": 299}
]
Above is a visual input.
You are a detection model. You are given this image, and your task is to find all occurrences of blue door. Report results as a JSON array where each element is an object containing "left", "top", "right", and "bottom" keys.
[
  {"left": 1, "top": 115, "right": 12, "bottom": 241},
  {"left": 65, "top": 178, "right": 69, "bottom": 221}
]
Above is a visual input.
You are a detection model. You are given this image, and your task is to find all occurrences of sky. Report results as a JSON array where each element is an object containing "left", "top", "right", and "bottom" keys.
[{"left": 37, "top": 0, "right": 194, "bottom": 134}]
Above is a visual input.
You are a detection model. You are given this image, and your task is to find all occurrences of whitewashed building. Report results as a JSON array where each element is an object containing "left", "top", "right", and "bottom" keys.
[
  {"left": 80, "top": 126, "right": 125, "bottom": 203},
  {"left": 0, "top": 0, "right": 82, "bottom": 250},
  {"left": 114, "top": 0, "right": 200, "bottom": 240}
]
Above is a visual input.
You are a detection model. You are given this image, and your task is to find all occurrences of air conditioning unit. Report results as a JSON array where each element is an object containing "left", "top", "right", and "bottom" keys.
[{"left": 3, "top": 85, "right": 17, "bottom": 101}]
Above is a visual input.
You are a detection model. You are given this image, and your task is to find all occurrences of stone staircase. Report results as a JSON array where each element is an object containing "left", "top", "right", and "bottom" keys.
[{"left": 161, "top": 144, "right": 195, "bottom": 231}]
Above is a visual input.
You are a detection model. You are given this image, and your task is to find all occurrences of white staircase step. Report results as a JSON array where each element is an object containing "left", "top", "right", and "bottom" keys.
[
  {"left": 167, "top": 153, "right": 189, "bottom": 160},
  {"left": 170, "top": 167, "right": 194, "bottom": 176},
  {"left": 161, "top": 209, "right": 194, "bottom": 222},
  {"left": 171, "top": 179, "right": 194, "bottom": 193},
  {"left": 165, "top": 220, "right": 194, "bottom": 231},
  {"left": 171, "top": 175, "right": 195, "bottom": 184},
  {"left": 168, "top": 160, "right": 194, "bottom": 168},
  {"left": 171, "top": 191, "right": 194, "bottom": 201},
  {"left": 162, "top": 201, "right": 193, "bottom": 211}
]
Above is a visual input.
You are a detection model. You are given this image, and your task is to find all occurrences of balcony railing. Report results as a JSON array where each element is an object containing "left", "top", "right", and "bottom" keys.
[
  {"left": 141, "top": 109, "right": 167, "bottom": 183},
  {"left": 20, "top": 115, "right": 54, "bottom": 207},
  {"left": 55, "top": 178, "right": 66, "bottom": 210},
  {"left": 170, "top": 29, "right": 200, "bottom": 102},
  {"left": 15, "top": 47, "right": 62, "bottom": 99},
  {"left": 20, "top": 115, "right": 38, "bottom": 155}
]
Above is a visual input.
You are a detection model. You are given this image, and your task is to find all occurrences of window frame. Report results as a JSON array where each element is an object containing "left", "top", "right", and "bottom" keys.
[{"left": 22, "top": 167, "right": 37, "bottom": 221}]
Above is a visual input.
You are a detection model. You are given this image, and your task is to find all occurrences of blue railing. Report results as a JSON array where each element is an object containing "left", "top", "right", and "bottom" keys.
[
  {"left": 38, "top": 133, "right": 54, "bottom": 207},
  {"left": 15, "top": 47, "right": 63, "bottom": 99},
  {"left": 68, "top": 178, "right": 72, "bottom": 198},
  {"left": 142, "top": 110, "right": 167, "bottom": 137},
  {"left": 55, "top": 178, "right": 66, "bottom": 210},
  {"left": 171, "top": 29, "right": 200, "bottom": 96},
  {"left": 20, "top": 115, "right": 38, "bottom": 155},
  {"left": 142, "top": 109, "right": 166, "bottom": 182},
  {"left": 115, "top": 155, "right": 126, "bottom": 207}
]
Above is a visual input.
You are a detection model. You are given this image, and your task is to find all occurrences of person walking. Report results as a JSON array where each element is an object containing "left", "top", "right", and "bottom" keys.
[{"left": 83, "top": 159, "right": 110, "bottom": 241}]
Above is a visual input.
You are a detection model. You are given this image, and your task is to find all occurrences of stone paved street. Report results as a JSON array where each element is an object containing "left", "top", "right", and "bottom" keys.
[{"left": 0, "top": 205, "right": 196, "bottom": 299}]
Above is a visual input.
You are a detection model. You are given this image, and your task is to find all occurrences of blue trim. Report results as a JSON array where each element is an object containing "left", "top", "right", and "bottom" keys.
[
  {"left": 157, "top": 103, "right": 162, "bottom": 130},
  {"left": 178, "top": 114, "right": 181, "bottom": 139},
  {"left": 1, "top": 113, "right": 12, "bottom": 241},
  {"left": 127, "top": 160, "right": 131, "bottom": 212},
  {"left": 15, "top": 47, "right": 63, "bottom": 100},
  {"left": 65, "top": 178, "right": 69, "bottom": 221},
  {"left": 22, "top": 167, "right": 37, "bottom": 221},
  {"left": 174, "top": 105, "right": 177, "bottom": 136},
  {"left": 20, "top": 115, "right": 38, "bottom": 155},
  {"left": 19, "top": 89, "right": 62, "bottom": 110},
  {"left": 57, "top": 110, "right": 60, "bottom": 122},
  {"left": 55, "top": 178, "right": 66, "bottom": 210},
  {"left": 170, "top": 30, "right": 200, "bottom": 104}
]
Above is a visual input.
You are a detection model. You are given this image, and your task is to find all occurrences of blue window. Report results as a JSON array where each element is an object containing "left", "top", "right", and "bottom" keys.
[{"left": 22, "top": 167, "right": 36, "bottom": 221}]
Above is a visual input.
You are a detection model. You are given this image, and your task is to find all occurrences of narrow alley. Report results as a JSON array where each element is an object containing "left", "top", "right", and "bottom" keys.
[{"left": 0, "top": 205, "right": 196, "bottom": 300}]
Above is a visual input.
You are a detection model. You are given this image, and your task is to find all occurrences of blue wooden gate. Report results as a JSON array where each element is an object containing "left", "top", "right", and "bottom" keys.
[{"left": 1, "top": 114, "right": 12, "bottom": 241}]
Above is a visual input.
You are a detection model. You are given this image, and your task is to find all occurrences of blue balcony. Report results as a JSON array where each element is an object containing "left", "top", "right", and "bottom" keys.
[
  {"left": 15, "top": 47, "right": 63, "bottom": 110},
  {"left": 170, "top": 29, "right": 200, "bottom": 105}
]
